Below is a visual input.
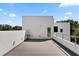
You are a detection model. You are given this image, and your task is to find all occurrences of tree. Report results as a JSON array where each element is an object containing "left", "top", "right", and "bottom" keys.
[
  {"left": 12, "top": 26, "right": 22, "bottom": 30},
  {"left": 0, "top": 24, "right": 22, "bottom": 31},
  {"left": 74, "top": 28, "right": 79, "bottom": 36},
  {"left": 74, "top": 28, "right": 79, "bottom": 44},
  {"left": 2, "top": 24, "right": 12, "bottom": 30},
  {"left": 0, "top": 24, "right": 3, "bottom": 30}
]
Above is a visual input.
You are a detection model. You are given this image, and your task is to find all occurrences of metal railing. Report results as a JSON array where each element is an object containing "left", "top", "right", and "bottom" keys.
[
  {"left": 54, "top": 33, "right": 70, "bottom": 41},
  {"left": 53, "top": 33, "right": 79, "bottom": 45},
  {"left": 70, "top": 35, "right": 79, "bottom": 45},
  {"left": 53, "top": 33, "right": 79, "bottom": 55}
]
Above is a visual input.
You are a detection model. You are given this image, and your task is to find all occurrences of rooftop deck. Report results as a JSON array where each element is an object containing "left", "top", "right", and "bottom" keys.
[{"left": 5, "top": 39, "right": 69, "bottom": 56}]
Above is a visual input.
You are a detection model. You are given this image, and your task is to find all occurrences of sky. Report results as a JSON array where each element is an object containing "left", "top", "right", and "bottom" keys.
[{"left": 0, "top": 3, "right": 79, "bottom": 26}]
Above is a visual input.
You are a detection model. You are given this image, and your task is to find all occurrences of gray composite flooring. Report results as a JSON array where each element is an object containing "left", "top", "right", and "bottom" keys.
[{"left": 5, "top": 40, "right": 68, "bottom": 56}]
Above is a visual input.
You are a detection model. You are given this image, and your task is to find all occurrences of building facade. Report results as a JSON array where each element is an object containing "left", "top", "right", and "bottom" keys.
[
  {"left": 54, "top": 22, "right": 70, "bottom": 41},
  {"left": 22, "top": 16, "right": 54, "bottom": 39}
]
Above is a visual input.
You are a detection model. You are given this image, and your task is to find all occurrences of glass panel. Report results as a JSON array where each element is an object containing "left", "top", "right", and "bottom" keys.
[{"left": 54, "top": 26, "right": 58, "bottom": 32}]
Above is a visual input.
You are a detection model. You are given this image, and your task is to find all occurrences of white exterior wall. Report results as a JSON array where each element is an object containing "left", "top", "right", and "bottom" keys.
[
  {"left": 0, "top": 30, "right": 25, "bottom": 56},
  {"left": 53, "top": 34, "right": 79, "bottom": 55},
  {"left": 54, "top": 23, "right": 70, "bottom": 41},
  {"left": 22, "top": 16, "right": 54, "bottom": 39},
  {"left": 53, "top": 23, "right": 79, "bottom": 55}
]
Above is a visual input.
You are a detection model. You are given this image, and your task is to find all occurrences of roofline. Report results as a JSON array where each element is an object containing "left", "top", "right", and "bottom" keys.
[{"left": 22, "top": 16, "right": 53, "bottom": 17}]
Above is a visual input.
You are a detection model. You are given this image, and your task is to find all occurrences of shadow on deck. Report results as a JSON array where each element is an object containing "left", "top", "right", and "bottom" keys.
[
  {"left": 52, "top": 39, "right": 78, "bottom": 56},
  {"left": 24, "top": 39, "right": 51, "bottom": 42}
]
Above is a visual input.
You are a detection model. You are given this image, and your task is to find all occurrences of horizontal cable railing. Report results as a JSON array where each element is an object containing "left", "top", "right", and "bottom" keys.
[
  {"left": 54, "top": 33, "right": 70, "bottom": 41},
  {"left": 53, "top": 33, "right": 79, "bottom": 45}
]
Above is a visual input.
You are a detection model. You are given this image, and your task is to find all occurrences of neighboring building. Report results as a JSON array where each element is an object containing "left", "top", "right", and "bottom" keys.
[
  {"left": 54, "top": 22, "right": 70, "bottom": 41},
  {"left": 22, "top": 16, "right": 54, "bottom": 39}
]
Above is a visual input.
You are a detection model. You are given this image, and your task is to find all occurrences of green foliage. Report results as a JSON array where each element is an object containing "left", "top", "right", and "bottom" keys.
[
  {"left": 0, "top": 24, "right": 22, "bottom": 31},
  {"left": 2, "top": 24, "right": 12, "bottom": 30},
  {"left": 0, "top": 24, "right": 3, "bottom": 30},
  {"left": 74, "top": 28, "right": 79, "bottom": 36},
  {"left": 13, "top": 26, "right": 22, "bottom": 30}
]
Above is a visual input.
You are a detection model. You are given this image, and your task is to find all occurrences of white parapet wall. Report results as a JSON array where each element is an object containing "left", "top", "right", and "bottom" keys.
[
  {"left": 53, "top": 22, "right": 79, "bottom": 55},
  {"left": 0, "top": 30, "right": 25, "bottom": 56},
  {"left": 53, "top": 35, "right": 79, "bottom": 55}
]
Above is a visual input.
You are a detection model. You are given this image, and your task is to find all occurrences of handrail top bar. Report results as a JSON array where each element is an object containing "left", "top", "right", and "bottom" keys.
[{"left": 54, "top": 33, "right": 79, "bottom": 38}]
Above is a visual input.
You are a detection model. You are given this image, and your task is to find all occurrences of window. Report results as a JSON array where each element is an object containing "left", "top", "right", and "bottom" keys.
[
  {"left": 47, "top": 27, "right": 51, "bottom": 33},
  {"left": 54, "top": 26, "right": 58, "bottom": 32},
  {"left": 47, "top": 27, "right": 51, "bottom": 37},
  {"left": 60, "top": 29, "right": 63, "bottom": 32}
]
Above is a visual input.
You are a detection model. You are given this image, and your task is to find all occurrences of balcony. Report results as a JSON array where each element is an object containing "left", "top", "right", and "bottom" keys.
[
  {"left": 5, "top": 39, "right": 69, "bottom": 56},
  {"left": 1, "top": 31, "right": 79, "bottom": 56}
]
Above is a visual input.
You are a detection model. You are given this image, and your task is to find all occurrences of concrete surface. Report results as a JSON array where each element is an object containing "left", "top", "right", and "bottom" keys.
[
  {"left": 0, "top": 31, "right": 25, "bottom": 56},
  {"left": 53, "top": 34, "right": 79, "bottom": 55},
  {"left": 22, "top": 16, "right": 54, "bottom": 39},
  {"left": 5, "top": 40, "right": 68, "bottom": 56}
]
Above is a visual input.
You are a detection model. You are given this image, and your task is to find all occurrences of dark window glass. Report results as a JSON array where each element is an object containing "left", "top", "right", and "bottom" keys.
[
  {"left": 60, "top": 29, "right": 63, "bottom": 32},
  {"left": 47, "top": 27, "right": 51, "bottom": 33},
  {"left": 47, "top": 27, "right": 51, "bottom": 37},
  {"left": 54, "top": 26, "right": 58, "bottom": 32}
]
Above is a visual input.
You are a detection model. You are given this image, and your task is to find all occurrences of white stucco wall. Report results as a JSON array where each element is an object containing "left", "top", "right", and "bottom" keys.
[
  {"left": 0, "top": 30, "right": 25, "bottom": 56},
  {"left": 54, "top": 22, "right": 70, "bottom": 41},
  {"left": 22, "top": 16, "right": 54, "bottom": 39},
  {"left": 53, "top": 35, "right": 79, "bottom": 55},
  {"left": 53, "top": 22, "right": 79, "bottom": 55}
]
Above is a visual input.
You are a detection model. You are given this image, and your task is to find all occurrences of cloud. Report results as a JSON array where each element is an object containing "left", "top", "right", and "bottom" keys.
[
  {"left": 8, "top": 13, "right": 16, "bottom": 17},
  {"left": 3, "top": 12, "right": 7, "bottom": 15},
  {"left": 42, "top": 10, "right": 47, "bottom": 13},
  {"left": 65, "top": 12, "right": 72, "bottom": 16},
  {"left": 62, "top": 12, "right": 72, "bottom": 20},
  {"left": 3, "top": 12, "right": 16, "bottom": 17},
  {"left": 8, "top": 20, "right": 13, "bottom": 23},
  {"left": 59, "top": 2, "right": 79, "bottom": 7},
  {"left": 63, "top": 16, "right": 69, "bottom": 20},
  {"left": 0, "top": 8, "right": 3, "bottom": 11}
]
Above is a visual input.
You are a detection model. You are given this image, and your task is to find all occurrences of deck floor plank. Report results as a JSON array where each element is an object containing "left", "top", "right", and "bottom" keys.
[{"left": 5, "top": 40, "right": 67, "bottom": 56}]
